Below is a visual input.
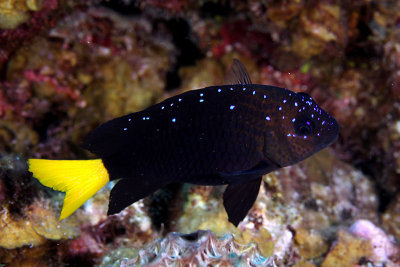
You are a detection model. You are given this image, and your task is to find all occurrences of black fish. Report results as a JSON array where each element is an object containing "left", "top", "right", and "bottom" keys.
[{"left": 29, "top": 60, "right": 339, "bottom": 226}]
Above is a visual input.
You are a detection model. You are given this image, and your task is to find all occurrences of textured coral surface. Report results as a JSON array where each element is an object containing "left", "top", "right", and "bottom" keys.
[{"left": 0, "top": 0, "right": 400, "bottom": 266}]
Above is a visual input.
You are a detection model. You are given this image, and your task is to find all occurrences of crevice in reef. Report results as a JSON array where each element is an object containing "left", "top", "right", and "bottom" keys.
[{"left": 155, "top": 18, "right": 204, "bottom": 91}]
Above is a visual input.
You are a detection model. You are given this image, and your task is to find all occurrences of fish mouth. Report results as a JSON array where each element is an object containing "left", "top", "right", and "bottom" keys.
[{"left": 323, "top": 118, "right": 339, "bottom": 146}]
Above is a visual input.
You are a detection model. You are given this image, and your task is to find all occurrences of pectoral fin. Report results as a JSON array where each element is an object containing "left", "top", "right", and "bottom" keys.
[
  {"left": 108, "top": 178, "right": 161, "bottom": 215},
  {"left": 223, "top": 177, "right": 262, "bottom": 226}
]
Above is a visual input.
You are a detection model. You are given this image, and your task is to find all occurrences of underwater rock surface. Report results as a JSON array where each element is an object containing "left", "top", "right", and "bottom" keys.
[{"left": 1, "top": 0, "right": 400, "bottom": 266}]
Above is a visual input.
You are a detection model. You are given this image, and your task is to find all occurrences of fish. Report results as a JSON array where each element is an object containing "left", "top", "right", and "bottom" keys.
[{"left": 28, "top": 60, "right": 339, "bottom": 226}]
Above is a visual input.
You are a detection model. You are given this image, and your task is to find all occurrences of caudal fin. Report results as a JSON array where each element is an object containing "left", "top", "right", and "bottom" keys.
[{"left": 28, "top": 159, "right": 109, "bottom": 220}]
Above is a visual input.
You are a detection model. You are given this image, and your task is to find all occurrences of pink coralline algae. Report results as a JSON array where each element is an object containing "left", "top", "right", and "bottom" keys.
[
  {"left": 211, "top": 19, "right": 275, "bottom": 60},
  {"left": 350, "top": 220, "right": 399, "bottom": 266},
  {"left": 23, "top": 69, "right": 82, "bottom": 102}
]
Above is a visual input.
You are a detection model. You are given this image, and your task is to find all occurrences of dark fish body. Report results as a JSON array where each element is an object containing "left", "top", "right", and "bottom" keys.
[
  {"left": 86, "top": 85, "right": 280, "bottom": 185},
  {"left": 82, "top": 83, "right": 338, "bottom": 225},
  {"left": 29, "top": 60, "right": 339, "bottom": 225}
]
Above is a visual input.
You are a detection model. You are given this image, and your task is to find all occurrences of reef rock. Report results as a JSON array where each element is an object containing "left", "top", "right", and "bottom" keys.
[{"left": 350, "top": 220, "right": 399, "bottom": 266}]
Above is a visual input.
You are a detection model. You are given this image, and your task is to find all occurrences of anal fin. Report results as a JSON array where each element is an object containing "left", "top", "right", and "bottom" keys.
[
  {"left": 223, "top": 177, "right": 262, "bottom": 226},
  {"left": 108, "top": 177, "right": 162, "bottom": 215}
]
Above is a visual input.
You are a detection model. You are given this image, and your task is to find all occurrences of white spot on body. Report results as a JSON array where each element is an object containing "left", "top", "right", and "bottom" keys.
[
  {"left": 218, "top": 89, "right": 222, "bottom": 92},
  {"left": 230, "top": 105, "right": 235, "bottom": 110},
  {"left": 295, "top": 102, "right": 298, "bottom": 107},
  {"left": 123, "top": 128, "right": 127, "bottom": 131},
  {"left": 266, "top": 116, "right": 271, "bottom": 121},
  {"left": 172, "top": 118, "right": 176, "bottom": 123},
  {"left": 199, "top": 99, "right": 204, "bottom": 103}
]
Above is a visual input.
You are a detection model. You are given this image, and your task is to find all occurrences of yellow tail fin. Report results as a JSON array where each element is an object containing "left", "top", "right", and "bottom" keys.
[{"left": 28, "top": 159, "right": 109, "bottom": 220}]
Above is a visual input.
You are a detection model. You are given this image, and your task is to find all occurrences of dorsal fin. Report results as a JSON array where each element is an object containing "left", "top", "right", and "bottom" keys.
[{"left": 225, "top": 59, "right": 252, "bottom": 85}]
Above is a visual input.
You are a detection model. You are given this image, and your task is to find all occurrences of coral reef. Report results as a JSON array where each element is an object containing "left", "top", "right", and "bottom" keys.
[
  {"left": 100, "top": 230, "right": 274, "bottom": 266},
  {"left": 0, "top": 154, "right": 37, "bottom": 215},
  {"left": 383, "top": 194, "right": 400, "bottom": 244},
  {"left": 350, "top": 220, "right": 399, "bottom": 266},
  {"left": 322, "top": 220, "right": 400, "bottom": 267},
  {"left": 0, "top": 0, "right": 64, "bottom": 72},
  {"left": 0, "top": 200, "right": 77, "bottom": 250},
  {"left": 1, "top": 5, "right": 174, "bottom": 158},
  {"left": 321, "top": 230, "right": 372, "bottom": 267},
  {"left": 0, "top": 0, "right": 400, "bottom": 266},
  {"left": 0, "top": 0, "right": 44, "bottom": 29}
]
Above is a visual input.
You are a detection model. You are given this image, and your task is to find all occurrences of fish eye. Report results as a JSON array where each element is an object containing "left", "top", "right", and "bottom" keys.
[{"left": 294, "top": 117, "right": 314, "bottom": 136}]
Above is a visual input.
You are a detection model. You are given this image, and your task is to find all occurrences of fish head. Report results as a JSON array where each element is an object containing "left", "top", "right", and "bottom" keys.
[{"left": 263, "top": 91, "right": 339, "bottom": 168}]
